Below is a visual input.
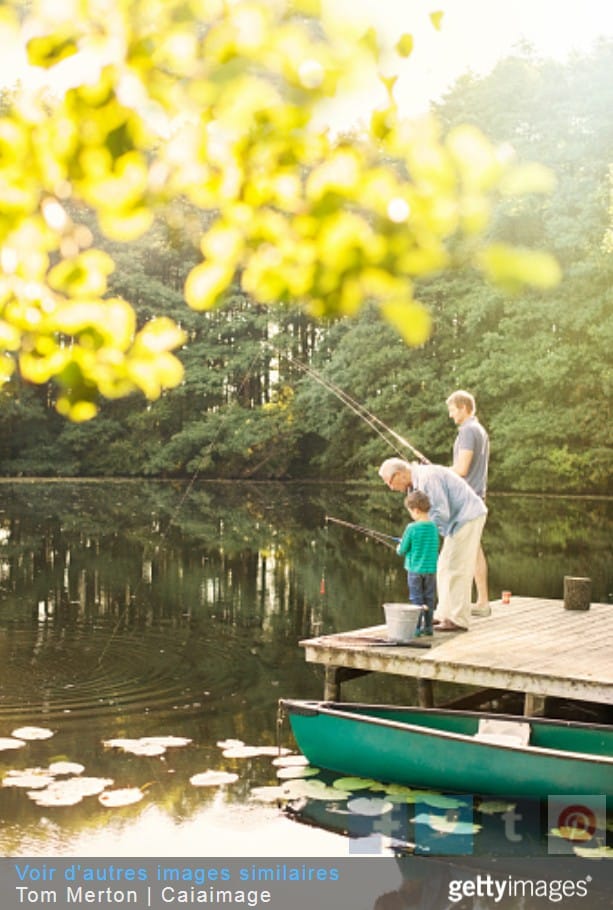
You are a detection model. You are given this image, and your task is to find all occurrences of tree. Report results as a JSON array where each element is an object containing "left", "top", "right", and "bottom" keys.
[
  {"left": 287, "top": 42, "right": 613, "bottom": 492},
  {"left": 0, "top": 0, "right": 558, "bottom": 421}
]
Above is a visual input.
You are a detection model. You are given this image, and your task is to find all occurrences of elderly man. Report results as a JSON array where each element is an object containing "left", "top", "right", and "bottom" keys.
[{"left": 378, "top": 458, "right": 487, "bottom": 631}]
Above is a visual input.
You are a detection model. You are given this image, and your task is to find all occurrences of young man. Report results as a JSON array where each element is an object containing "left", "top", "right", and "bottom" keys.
[
  {"left": 378, "top": 458, "right": 487, "bottom": 631},
  {"left": 446, "top": 391, "right": 490, "bottom": 617}
]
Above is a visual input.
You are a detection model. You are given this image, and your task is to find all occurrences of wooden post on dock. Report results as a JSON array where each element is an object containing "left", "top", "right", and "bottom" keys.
[
  {"left": 324, "top": 666, "right": 341, "bottom": 700},
  {"left": 524, "top": 693, "right": 546, "bottom": 716},
  {"left": 563, "top": 576, "right": 591, "bottom": 611},
  {"left": 417, "top": 678, "right": 434, "bottom": 707},
  {"left": 324, "top": 665, "right": 371, "bottom": 700}
]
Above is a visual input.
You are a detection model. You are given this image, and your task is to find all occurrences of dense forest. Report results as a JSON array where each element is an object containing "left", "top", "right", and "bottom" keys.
[{"left": 1, "top": 42, "right": 611, "bottom": 493}]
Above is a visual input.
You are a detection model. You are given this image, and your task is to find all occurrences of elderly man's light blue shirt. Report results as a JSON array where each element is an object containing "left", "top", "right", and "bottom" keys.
[{"left": 410, "top": 464, "right": 487, "bottom": 537}]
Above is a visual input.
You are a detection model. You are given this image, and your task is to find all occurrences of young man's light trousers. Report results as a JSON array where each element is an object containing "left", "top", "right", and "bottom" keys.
[{"left": 436, "top": 514, "right": 487, "bottom": 628}]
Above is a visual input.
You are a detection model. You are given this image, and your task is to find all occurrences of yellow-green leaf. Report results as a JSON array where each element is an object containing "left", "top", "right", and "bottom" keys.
[
  {"left": 97, "top": 208, "right": 154, "bottom": 241},
  {"left": 0, "top": 321, "right": 21, "bottom": 352},
  {"left": 446, "top": 125, "right": 502, "bottom": 189},
  {"left": 379, "top": 74, "right": 398, "bottom": 100},
  {"left": 430, "top": 11, "right": 444, "bottom": 31},
  {"left": 56, "top": 399, "right": 99, "bottom": 422},
  {"left": 306, "top": 150, "right": 362, "bottom": 201},
  {"left": 359, "top": 27, "right": 380, "bottom": 57},
  {"left": 379, "top": 299, "right": 432, "bottom": 346},
  {"left": 185, "top": 262, "right": 234, "bottom": 311},
  {"left": 500, "top": 162, "right": 557, "bottom": 196},
  {"left": 396, "top": 34, "right": 414, "bottom": 58},
  {"left": 48, "top": 251, "right": 115, "bottom": 297},
  {"left": 135, "top": 317, "right": 186, "bottom": 354},
  {"left": 127, "top": 352, "right": 184, "bottom": 400},
  {"left": 27, "top": 31, "right": 78, "bottom": 69},
  {"left": 51, "top": 298, "right": 136, "bottom": 350},
  {"left": 0, "top": 354, "right": 15, "bottom": 381},
  {"left": 479, "top": 244, "right": 562, "bottom": 291}
]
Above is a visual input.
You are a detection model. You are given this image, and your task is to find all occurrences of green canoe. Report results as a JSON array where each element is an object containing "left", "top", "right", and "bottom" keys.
[{"left": 280, "top": 700, "right": 613, "bottom": 798}]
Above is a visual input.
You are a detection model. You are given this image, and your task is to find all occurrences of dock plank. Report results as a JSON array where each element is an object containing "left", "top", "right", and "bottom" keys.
[{"left": 300, "top": 597, "right": 613, "bottom": 705}]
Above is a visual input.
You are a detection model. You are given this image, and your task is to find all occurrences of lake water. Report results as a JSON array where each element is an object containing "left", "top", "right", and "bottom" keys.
[{"left": 0, "top": 480, "right": 611, "bottom": 859}]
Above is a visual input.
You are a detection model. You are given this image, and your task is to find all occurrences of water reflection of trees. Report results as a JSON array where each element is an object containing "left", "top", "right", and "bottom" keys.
[{"left": 1, "top": 485, "right": 611, "bottom": 637}]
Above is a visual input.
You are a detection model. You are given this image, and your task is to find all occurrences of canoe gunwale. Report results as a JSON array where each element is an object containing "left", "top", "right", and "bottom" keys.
[{"left": 279, "top": 699, "right": 613, "bottom": 767}]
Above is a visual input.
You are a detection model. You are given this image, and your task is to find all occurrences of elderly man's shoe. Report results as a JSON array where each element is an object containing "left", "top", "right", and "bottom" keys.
[{"left": 435, "top": 621, "right": 467, "bottom": 632}]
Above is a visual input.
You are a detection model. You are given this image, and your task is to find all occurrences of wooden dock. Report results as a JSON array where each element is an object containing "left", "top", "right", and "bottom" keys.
[{"left": 300, "top": 597, "right": 613, "bottom": 715}]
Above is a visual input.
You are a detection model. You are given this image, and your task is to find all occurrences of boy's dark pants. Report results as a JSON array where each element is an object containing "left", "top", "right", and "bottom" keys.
[{"left": 407, "top": 572, "right": 436, "bottom": 632}]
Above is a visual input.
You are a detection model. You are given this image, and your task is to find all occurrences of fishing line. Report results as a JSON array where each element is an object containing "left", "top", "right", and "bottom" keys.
[
  {"left": 289, "top": 356, "right": 429, "bottom": 464},
  {"left": 325, "top": 515, "right": 400, "bottom": 550},
  {"left": 320, "top": 517, "right": 329, "bottom": 597}
]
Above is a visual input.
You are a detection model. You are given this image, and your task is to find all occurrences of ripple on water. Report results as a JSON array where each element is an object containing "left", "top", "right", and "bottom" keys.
[{"left": 0, "top": 619, "right": 253, "bottom": 725}]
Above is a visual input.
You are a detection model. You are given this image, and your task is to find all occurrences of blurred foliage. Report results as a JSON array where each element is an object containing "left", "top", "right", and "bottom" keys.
[
  {"left": 0, "top": 0, "right": 558, "bottom": 418},
  {"left": 1, "top": 32, "right": 611, "bottom": 492}
]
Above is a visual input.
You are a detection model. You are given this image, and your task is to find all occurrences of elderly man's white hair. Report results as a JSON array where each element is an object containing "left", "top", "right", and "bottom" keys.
[{"left": 378, "top": 457, "right": 412, "bottom": 482}]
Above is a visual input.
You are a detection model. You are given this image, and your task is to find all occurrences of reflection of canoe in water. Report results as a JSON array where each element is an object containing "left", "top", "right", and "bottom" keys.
[{"left": 280, "top": 700, "right": 613, "bottom": 798}]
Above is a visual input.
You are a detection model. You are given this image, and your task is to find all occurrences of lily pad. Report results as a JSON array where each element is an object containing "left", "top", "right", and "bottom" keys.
[
  {"left": 478, "top": 800, "right": 517, "bottom": 815},
  {"left": 347, "top": 796, "right": 394, "bottom": 816},
  {"left": 549, "top": 826, "right": 597, "bottom": 842},
  {"left": 28, "top": 786, "right": 84, "bottom": 807},
  {"left": 280, "top": 779, "right": 349, "bottom": 801},
  {"left": 102, "top": 738, "right": 166, "bottom": 757},
  {"left": 3, "top": 768, "right": 55, "bottom": 790},
  {"left": 276, "top": 765, "right": 319, "bottom": 780},
  {"left": 28, "top": 776, "right": 114, "bottom": 807},
  {"left": 99, "top": 788, "right": 144, "bottom": 808},
  {"left": 70, "top": 776, "right": 115, "bottom": 797},
  {"left": 11, "top": 726, "right": 54, "bottom": 741},
  {"left": 140, "top": 736, "right": 191, "bottom": 749},
  {"left": 222, "top": 744, "right": 289, "bottom": 759},
  {"left": 249, "top": 785, "right": 289, "bottom": 803},
  {"left": 381, "top": 784, "right": 420, "bottom": 804},
  {"left": 271, "top": 754, "right": 309, "bottom": 767},
  {"left": 412, "top": 812, "right": 482, "bottom": 835},
  {"left": 332, "top": 776, "right": 380, "bottom": 791},
  {"left": 0, "top": 737, "right": 26, "bottom": 752},
  {"left": 189, "top": 770, "right": 239, "bottom": 787},
  {"left": 48, "top": 761, "right": 85, "bottom": 776},
  {"left": 221, "top": 746, "right": 263, "bottom": 759},
  {"left": 216, "top": 738, "right": 244, "bottom": 749},
  {"left": 573, "top": 844, "right": 613, "bottom": 858},
  {"left": 414, "top": 791, "right": 468, "bottom": 810}
]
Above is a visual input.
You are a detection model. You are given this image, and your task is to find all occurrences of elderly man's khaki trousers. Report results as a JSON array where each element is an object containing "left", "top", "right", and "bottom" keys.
[{"left": 436, "top": 514, "right": 486, "bottom": 628}]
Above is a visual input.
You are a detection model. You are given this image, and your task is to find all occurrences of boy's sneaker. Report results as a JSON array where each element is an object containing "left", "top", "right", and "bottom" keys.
[{"left": 471, "top": 603, "right": 491, "bottom": 617}]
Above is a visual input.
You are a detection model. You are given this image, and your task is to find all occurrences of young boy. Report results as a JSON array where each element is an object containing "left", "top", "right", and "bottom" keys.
[{"left": 396, "top": 490, "right": 439, "bottom": 636}]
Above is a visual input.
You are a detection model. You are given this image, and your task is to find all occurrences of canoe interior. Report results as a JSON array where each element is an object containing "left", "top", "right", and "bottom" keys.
[{"left": 310, "top": 702, "right": 613, "bottom": 758}]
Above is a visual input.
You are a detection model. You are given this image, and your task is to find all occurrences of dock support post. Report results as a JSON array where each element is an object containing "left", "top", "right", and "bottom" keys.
[
  {"left": 524, "top": 693, "right": 546, "bottom": 717},
  {"left": 417, "top": 678, "right": 434, "bottom": 708},
  {"left": 323, "top": 666, "right": 372, "bottom": 700},
  {"left": 324, "top": 666, "right": 342, "bottom": 700}
]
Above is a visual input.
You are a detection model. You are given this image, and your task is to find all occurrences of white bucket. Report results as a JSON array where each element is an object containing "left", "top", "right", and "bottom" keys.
[{"left": 383, "top": 603, "right": 421, "bottom": 643}]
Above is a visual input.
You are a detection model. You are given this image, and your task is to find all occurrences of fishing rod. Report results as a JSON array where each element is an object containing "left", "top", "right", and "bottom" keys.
[
  {"left": 289, "top": 356, "right": 429, "bottom": 464},
  {"left": 325, "top": 515, "right": 400, "bottom": 550}
]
